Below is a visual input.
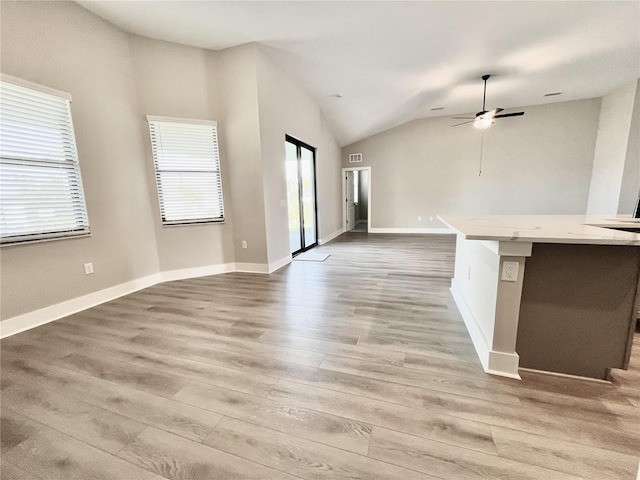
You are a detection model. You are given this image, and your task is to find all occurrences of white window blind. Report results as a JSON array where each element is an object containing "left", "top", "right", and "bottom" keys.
[
  {"left": 147, "top": 116, "right": 224, "bottom": 225},
  {"left": 0, "top": 77, "right": 90, "bottom": 245}
]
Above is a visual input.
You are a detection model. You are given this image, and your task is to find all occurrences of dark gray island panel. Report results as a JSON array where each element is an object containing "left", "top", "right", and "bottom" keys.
[{"left": 516, "top": 244, "right": 640, "bottom": 379}]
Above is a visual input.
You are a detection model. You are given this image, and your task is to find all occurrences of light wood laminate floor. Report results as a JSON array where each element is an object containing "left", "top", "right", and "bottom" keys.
[{"left": 2, "top": 233, "right": 639, "bottom": 479}]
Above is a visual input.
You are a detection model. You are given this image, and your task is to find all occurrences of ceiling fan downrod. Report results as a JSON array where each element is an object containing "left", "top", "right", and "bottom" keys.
[{"left": 481, "top": 74, "right": 490, "bottom": 113}]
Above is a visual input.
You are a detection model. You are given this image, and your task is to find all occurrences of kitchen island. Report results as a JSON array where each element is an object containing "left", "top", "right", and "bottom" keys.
[{"left": 438, "top": 215, "right": 640, "bottom": 380}]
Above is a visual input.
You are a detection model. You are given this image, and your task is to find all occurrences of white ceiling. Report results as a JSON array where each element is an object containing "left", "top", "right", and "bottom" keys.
[{"left": 77, "top": 1, "right": 640, "bottom": 146}]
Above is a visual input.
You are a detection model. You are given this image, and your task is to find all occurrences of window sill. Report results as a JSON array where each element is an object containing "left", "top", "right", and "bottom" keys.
[{"left": 1, "top": 231, "right": 92, "bottom": 247}]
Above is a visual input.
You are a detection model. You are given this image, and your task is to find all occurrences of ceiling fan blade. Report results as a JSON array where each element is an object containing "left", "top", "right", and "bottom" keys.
[
  {"left": 451, "top": 120, "right": 474, "bottom": 127},
  {"left": 494, "top": 112, "right": 525, "bottom": 118},
  {"left": 481, "top": 108, "right": 504, "bottom": 119},
  {"left": 451, "top": 116, "right": 475, "bottom": 119}
]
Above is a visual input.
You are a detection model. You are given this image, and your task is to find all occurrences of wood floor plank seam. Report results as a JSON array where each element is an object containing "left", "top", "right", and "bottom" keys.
[
  {"left": 2, "top": 459, "right": 45, "bottom": 480},
  {"left": 273, "top": 370, "right": 640, "bottom": 458},
  {"left": 193, "top": 423, "right": 329, "bottom": 480},
  {"left": 42, "top": 331, "right": 283, "bottom": 397},
  {"left": 487, "top": 424, "right": 639, "bottom": 480},
  {"left": 36, "top": 321, "right": 349, "bottom": 387},
  {"left": 317, "top": 356, "right": 524, "bottom": 407},
  {"left": 171, "top": 379, "right": 377, "bottom": 457},
  {"left": 51, "top": 320, "right": 330, "bottom": 370},
  {"left": 318, "top": 352, "right": 639, "bottom": 423},
  {"left": 367, "top": 425, "right": 590, "bottom": 480},
  {"left": 266, "top": 377, "right": 501, "bottom": 457},
  {"left": 313, "top": 358, "right": 640, "bottom": 456},
  {"left": 1, "top": 381, "right": 149, "bottom": 454},
  {"left": 1, "top": 355, "right": 226, "bottom": 444},
  {"left": 172, "top": 375, "right": 294, "bottom": 401},
  {"left": 203, "top": 409, "right": 375, "bottom": 461},
  {"left": 114, "top": 424, "right": 301, "bottom": 480},
  {"left": 256, "top": 331, "right": 407, "bottom": 367},
  {"left": 128, "top": 331, "right": 327, "bottom": 370},
  {"left": 1, "top": 408, "right": 168, "bottom": 480},
  {"left": 205, "top": 415, "right": 444, "bottom": 480},
  {"left": 131, "top": 323, "right": 333, "bottom": 365},
  {"left": 341, "top": 350, "right": 489, "bottom": 382},
  {"left": 117, "top": 424, "right": 310, "bottom": 478}
]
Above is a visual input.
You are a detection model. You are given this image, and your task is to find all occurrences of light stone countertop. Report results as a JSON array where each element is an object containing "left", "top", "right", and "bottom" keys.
[{"left": 438, "top": 215, "right": 640, "bottom": 246}]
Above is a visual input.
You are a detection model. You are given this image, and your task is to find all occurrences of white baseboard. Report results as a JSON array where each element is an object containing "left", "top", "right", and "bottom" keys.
[
  {"left": 518, "top": 367, "right": 611, "bottom": 384},
  {"left": 160, "top": 263, "right": 235, "bottom": 282},
  {"left": 487, "top": 351, "right": 521, "bottom": 379},
  {"left": 450, "top": 279, "right": 521, "bottom": 380},
  {"left": 0, "top": 261, "right": 277, "bottom": 339},
  {"left": 268, "top": 255, "right": 292, "bottom": 273},
  {"left": 0, "top": 273, "right": 160, "bottom": 339},
  {"left": 318, "top": 228, "right": 344, "bottom": 245},
  {"left": 233, "top": 262, "right": 270, "bottom": 274},
  {"left": 368, "top": 227, "right": 453, "bottom": 234}
]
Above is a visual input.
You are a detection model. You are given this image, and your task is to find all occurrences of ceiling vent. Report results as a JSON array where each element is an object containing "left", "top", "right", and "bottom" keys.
[{"left": 349, "top": 153, "right": 363, "bottom": 163}]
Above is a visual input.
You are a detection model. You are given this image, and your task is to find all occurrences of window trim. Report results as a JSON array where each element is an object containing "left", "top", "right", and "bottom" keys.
[
  {"left": 146, "top": 115, "right": 225, "bottom": 226},
  {"left": 0, "top": 75, "right": 91, "bottom": 246},
  {"left": 1, "top": 73, "right": 72, "bottom": 101}
]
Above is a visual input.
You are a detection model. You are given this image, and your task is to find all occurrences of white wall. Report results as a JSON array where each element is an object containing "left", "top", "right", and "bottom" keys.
[
  {"left": 255, "top": 49, "right": 343, "bottom": 263},
  {"left": 216, "top": 44, "right": 269, "bottom": 266},
  {"left": 0, "top": 1, "right": 160, "bottom": 319},
  {"left": 343, "top": 99, "right": 601, "bottom": 229},
  {"left": 587, "top": 80, "right": 639, "bottom": 214},
  {"left": 0, "top": 3, "right": 342, "bottom": 323},
  {"left": 128, "top": 35, "right": 237, "bottom": 271},
  {"left": 617, "top": 80, "right": 640, "bottom": 214}
]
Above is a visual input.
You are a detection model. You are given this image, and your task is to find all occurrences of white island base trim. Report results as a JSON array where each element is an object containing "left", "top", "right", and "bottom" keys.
[{"left": 451, "top": 279, "right": 521, "bottom": 379}]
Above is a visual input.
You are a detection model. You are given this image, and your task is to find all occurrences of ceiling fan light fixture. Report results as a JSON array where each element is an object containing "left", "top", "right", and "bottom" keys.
[
  {"left": 451, "top": 75, "right": 524, "bottom": 128},
  {"left": 474, "top": 116, "right": 494, "bottom": 129}
]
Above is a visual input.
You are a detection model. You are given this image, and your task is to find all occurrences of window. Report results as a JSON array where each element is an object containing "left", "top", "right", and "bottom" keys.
[
  {"left": 0, "top": 76, "right": 90, "bottom": 245},
  {"left": 147, "top": 116, "right": 224, "bottom": 225}
]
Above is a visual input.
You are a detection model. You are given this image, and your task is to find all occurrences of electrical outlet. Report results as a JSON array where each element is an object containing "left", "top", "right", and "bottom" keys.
[
  {"left": 241, "top": 240, "right": 248, "bottom": 249},
  {"left": 429, "top": 216, "right": 434, "bottom": 221},
  {"left": 501, "top": 261, "right": 518, "bottom": 282},
  {"left": 280, "top": 199, "right": 286, "bottom": 207},
  {"left": 418, "top": 216, "right": 422, "bottom": 222},
  {"left": 84, "top": 262, "right": 94, "bottom": 275}
]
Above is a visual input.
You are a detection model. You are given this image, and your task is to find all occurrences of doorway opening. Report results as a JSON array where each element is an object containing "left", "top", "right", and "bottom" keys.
[
  {"left": 342, "top": 167, "right": 371, "bottom": 233},
  {"left": 286, "top": 135, "right": 318, "bottom": 256}
]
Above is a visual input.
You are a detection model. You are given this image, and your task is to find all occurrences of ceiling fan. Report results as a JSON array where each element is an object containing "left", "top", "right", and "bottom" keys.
[{"left": 452, "top": 75, "right": 524, "bottom": 128}]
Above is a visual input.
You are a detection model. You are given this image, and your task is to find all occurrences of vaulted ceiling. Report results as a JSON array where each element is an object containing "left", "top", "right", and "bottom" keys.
[{"left": 77, "top": 1, "right": 640, "bottom": 146}]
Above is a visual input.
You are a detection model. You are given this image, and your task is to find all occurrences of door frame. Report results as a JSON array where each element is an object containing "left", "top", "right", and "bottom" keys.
[
  {"left": 286, "top": 134, "right": 318, "bottom": 256},
  {"left": 342, "top": 166, "right": 371, "bottom": 233}
]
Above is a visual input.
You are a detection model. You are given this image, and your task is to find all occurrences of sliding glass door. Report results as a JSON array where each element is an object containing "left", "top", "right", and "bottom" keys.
[{"left": 285, "top": 135, "right": 317, "bottom": 256}]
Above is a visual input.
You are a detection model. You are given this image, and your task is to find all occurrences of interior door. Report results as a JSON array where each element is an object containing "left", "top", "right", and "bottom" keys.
[
  {"left": 286, "top": 136, "right": 318, "bottom": 255},
  {"left": 346, "top": 171, "right": 355, "bottom": 231}
]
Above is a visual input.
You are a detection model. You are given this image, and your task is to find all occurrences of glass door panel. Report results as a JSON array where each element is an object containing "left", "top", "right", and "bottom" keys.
[
  {"left": 285, "top": 136, "right": 317, "bottom": 256},
  {"left": 286, "top": 142, "right": 302, "bottom": 254},
  {"left": 300, "top": 146, "right": 317, "bottom": 248}
]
